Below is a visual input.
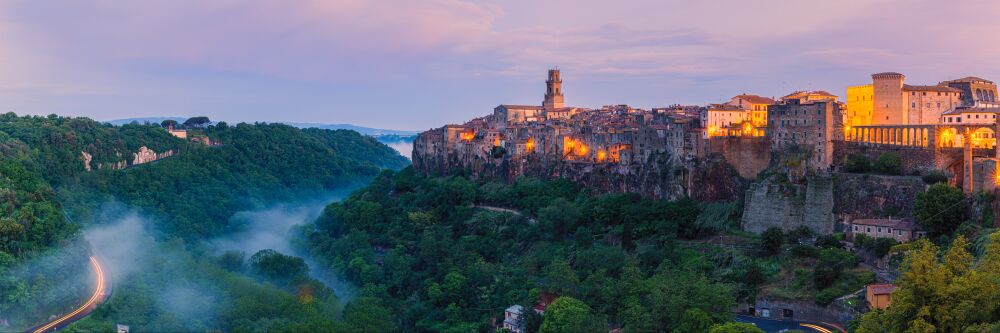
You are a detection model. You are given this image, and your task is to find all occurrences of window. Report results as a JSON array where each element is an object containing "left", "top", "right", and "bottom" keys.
[
  {"left": 878, "top": 227, "right": 882, "bottom": 232},
  {"left": 898, "top": 230, "right": 903, "bottom": 236},
  {"left": 937, "top": 102, "right": 941, "bottom": 108},
  {"left": 854, "top": 226, "right": 858, "bottom": 231},
  {"left": 867, "top": 227, "right": 872, "bottom": 233},
  {"left": 912, "top": 102, "right": 916, "bottom": 108}
]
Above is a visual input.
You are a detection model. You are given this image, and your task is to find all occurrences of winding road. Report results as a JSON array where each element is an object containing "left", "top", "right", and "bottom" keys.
[
  {"left": 26, "top": 255, "right": 110, "bottom": 333},
  {"left": 735, "top": 315, "right": 846, "bottom": 333}
]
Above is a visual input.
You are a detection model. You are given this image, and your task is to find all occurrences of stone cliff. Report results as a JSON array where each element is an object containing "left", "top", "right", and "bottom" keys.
[
  {"left": 741, "top": 175, "right": 835, "bottom": 234},
  {"left": 81, "top": 146, "right": 175, "bottom": 171},
  {"left": 742, "top": 173, "right": 927, "bottom": 234}
]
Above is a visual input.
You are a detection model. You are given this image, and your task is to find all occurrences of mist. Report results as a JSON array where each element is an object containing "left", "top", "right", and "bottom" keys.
[
  {"left": 209, "top": 191, "right": 356, "bottom": 300},
  {"left": 7, "top": 191, "right": 355, "bottom": 331},
  {"left": 380, "top": 139, "right": 413, "bottom": 160}
]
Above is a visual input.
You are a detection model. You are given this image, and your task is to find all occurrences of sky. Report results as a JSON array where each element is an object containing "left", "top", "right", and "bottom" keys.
[{"left": 2, "top": 0, "right": 1000, "bottom": 130}]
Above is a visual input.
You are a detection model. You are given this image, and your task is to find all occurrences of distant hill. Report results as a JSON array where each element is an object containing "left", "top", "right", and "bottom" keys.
[
  {"left": 105, "top": 117, "right": 187, "bottom": 126},
  {"left": 284, "top": 122, "right": 419, "bottom": 137},
  {"left": 104, "top": 117, "right": 417, "bottom": 137}
]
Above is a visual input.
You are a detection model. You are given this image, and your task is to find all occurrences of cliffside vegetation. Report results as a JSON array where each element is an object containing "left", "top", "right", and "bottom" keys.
[
  {"left": 853, "top": 234, "right": 1000, "bottom": 332},
  {"left": 301, "top": 168, "right": 775, "bottom": 332},
  {"left": 0, "top": 112, "right": 409, "bottom": 331}
]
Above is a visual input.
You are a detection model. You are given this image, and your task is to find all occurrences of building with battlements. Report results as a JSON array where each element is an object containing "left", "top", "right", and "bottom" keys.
[{"left": 852, "top": 72, "right": 965, "bottom": 126}]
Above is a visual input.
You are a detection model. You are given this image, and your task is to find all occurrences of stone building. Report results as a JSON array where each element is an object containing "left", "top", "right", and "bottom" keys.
[
  {"left": 941, "top": 76, "right": 1000, "bottom": 108},
  {"left": 703, "top": 104, "right": 748, "bottom": 137},
  {"left": 866, "top": 284, "right": 897, "bottom": 310},
  {"left": 767, "top": 96, "right": 844, "bottom": 170},
  {"left": 857, "top": 72, "right": 963, "bottom": 125},
  {"left": 849, "top": 218, "right": 925, "bottom": 242},
  {"left": 846, "top": 84, "right": 874, "bottom": 126},
  {"left": 781, "top": 90, "right": 838, "bottom": 103},
  {"left": 727, "top": 94, "right": 774, "bottom": 127},
  {"left": 543, "top": 69, "right": 565, "bottom": 110}
]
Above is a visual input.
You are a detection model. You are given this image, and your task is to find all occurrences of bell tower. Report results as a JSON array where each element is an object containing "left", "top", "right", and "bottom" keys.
[{"left": 543, "top": 69, "right": 564, "bottom": 110}]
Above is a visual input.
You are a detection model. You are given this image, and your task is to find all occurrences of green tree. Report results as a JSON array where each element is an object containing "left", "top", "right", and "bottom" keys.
[
  {"left": 675, "top": 308, "right": 714, "bottom": 333},
  {"left": 249, "top": 249, "right": 309, "bottom": 286},
  {"left": 543, "top": 260, "right": 579, "bottom": 295},
  {"left": 855, "top": 236, "right": 999, "bottom": 331},
  {"left": 708, "top": 322, "right": 765, "bottom": 333},
  {"left": 915, "top": 183, "right": 967, "bottom": 238},
  {"left": 539, "top": 297, "right": 606, "bottom": 333},
  {"left": 761, "top": 227, "right": 784, "bottom": 255},
  {"left": 342, "top": 297, "right": 394, "bottom": 333},
  {"left": 844, "top": 154, "right": 871, "bottom": 173},
  {"left": 875, "top": 153, "right": 902, "bottom": 175},
  {"left": 182, "top": 116, "right": 211, "bottom": 128}
]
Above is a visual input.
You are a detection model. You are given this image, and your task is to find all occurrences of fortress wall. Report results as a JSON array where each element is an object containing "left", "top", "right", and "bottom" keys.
[
  {"left": 741, "top": 175, "right": 834, "bottom": 234},
  {"left": 706, "top": 137, "right": 771, "bottom": 179},
  {"left": 832, "top": 141, "right": 936, "bottom": 174},
  {"left": 831, "top": 173, "right": 925, "bottom": 224}
]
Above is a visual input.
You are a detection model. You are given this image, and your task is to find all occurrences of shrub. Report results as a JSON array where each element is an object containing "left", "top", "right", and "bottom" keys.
[
  {"left": 922, "top": 170, "right": 948, "bottom": 185},
  {"left": 761, "top": 227, "right": 785, "bottom": 256},
  {"left": 816, "top": 234, "right": 843, "bottom": 249},
  {"left": 785, "top": 226, "right": 814, "bottom": 244},
  {"left": 790, "top": 244, "right": 821, "bottom": 258},
  {"left": 875, "top": 153, "right": 902, "bottom": 175},
  {"left": 816, "top": 288, "right": 841, "bottom": 306},
  {"left": 844, "top": 155, "right": 871, "bottom": 173}
]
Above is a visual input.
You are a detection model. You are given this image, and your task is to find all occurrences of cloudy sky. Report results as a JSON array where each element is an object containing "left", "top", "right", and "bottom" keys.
[{"left": 2, "top": 0, "right": 999, "bottom": 130}]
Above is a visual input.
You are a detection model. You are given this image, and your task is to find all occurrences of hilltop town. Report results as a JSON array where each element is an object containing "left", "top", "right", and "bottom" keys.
[
  {"left": 411, "top": 69, "right": 1000, "bottom": 327},
  {"left": 414, "top": 68, "right": 1000, "bottom": 225},
  {"left": 414, "top": 68, "right": 1000, "bottom": 200}
]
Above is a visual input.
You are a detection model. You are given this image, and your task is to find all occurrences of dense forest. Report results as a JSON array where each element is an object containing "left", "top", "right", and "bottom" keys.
[
  {"left": 302, "top": 168, "right": 773, "bottom": 332},
  {"left": 0, "top": 112, "right": 409, "bottom": 331},
  {"left": 6, "top": 111, "right": 1000, "bottom": 332},
  {"left": 302, "top": 168, "right": 1000, "bottom": 333}
]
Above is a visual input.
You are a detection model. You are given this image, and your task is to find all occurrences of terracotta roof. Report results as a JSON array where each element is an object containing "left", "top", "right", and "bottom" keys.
[
  {"left": 852, "top": 218, "right": 920, "bottom": 230},
  {"left": 782, "top": 90, "right": 838, "bottom": 100},
  {"left": 944, "top": 76, "right": 994, "bottom": 84},
  {"left": 873, "top": 72, "right": 904, "bottom": 77},
  {"left": 868, "top": 284, "right": 897, "bottom": 295},
  {"left": 708, "top": 104, "right": 744, "bottom": 111},
  {"left": 942, "top": 106, "right": 1000, "bottom": 115},
  {"left": 732, "top": 94, "right": 776, "bottom": 105},
  {"left": 903, "top": 85, "right": 961, "bottom": 93}
]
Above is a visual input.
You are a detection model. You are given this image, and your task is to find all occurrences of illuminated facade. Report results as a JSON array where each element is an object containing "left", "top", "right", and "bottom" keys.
[
  {"left": 864, "top": 72, "right": 963, "bottom": 125},
  {"left": 846, "top": 84, "right": 874, "bottom": 126}
]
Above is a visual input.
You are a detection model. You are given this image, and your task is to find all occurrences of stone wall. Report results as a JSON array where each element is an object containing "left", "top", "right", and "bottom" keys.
[
  {"left": 831, "top": 173, "right": 926, "bottom": 224},
  {"left": 741, "top": 175, "right": 835, "bottom": 234},
  {"left": 832, "top": 141, "right": 936, "bottom": 174},
  {"left": 705, "top": 137, "right": 771, "bottom": 179},
  {"left": 743, "top": 172, "right": 929, "bottom": 235},
  {"left": 752, "top": 298, "right": 853, "bottom": 325},
  {"left": 81, "top": 146, "right": 175, "bottom": 172}
]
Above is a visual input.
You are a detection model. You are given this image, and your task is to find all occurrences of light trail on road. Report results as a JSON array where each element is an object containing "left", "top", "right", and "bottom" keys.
[
  {"left": 32, "top": 256, "right": 106, "bottom": 333},
  {"left": 801, "top": 323, "right": 833, "bottom": 333}
]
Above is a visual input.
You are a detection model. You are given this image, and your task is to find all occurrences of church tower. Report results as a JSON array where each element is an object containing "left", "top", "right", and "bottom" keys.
[{"left": 543, "top": 69, "right": 564, "bottom": 110}]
